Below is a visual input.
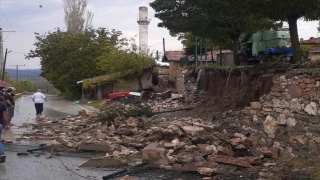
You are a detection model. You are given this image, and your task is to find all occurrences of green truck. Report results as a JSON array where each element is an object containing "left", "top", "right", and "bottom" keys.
[{"left": 239, "top": 28, "right": 293, "bottom": 65}]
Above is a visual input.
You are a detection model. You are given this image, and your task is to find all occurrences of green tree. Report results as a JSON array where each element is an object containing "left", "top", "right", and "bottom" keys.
[
  {"left": 26, "top": 28, "right": 126, "bottom": 98},
  {"left": 3, "top": 72, "right": 35, "bottom": 93},
  {"left": 15, "top": 80, "right": 34, "bottom": 92},
  {"left": 249, "top": 0, "right": 320, "bottom": 63},
  {"left": 97, "top": 45, "right": 155, "bottom": 91},
  {"left": 150, "top": 0, "right": 273, "bottom": 65}
]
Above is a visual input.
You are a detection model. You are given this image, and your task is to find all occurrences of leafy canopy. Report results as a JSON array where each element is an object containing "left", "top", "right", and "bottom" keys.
[
  {"left": 26, "top": 28, "right": 126, "bottom": 98},
  {"left": 150, "top": 0, "right": 273, "bottom": 65}
]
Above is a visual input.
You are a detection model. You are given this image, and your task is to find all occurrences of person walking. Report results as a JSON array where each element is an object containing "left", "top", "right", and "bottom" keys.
[
  {"left": 4, "top": 88, "right": 15, "bottom": 125},
  {"left": 32, "top": 89, "right": 47, "bottom": 115},
  {"left": 0, "top": 95, "right": 10, "bottom": 163}
]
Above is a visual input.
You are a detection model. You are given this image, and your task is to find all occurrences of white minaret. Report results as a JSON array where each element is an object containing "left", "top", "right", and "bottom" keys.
[{"left": 137, "top": 6, "right": 150, "bottom": 55}]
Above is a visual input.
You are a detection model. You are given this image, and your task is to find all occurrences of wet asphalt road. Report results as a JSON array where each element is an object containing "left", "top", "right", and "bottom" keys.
[{"left": 0, "top": 94, "right": 115, "bottom": 180}]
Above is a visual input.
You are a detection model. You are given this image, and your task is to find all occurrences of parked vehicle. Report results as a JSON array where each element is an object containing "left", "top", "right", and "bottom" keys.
[{"left": 238, "top": 28, "right": 292, "bottom": 65}]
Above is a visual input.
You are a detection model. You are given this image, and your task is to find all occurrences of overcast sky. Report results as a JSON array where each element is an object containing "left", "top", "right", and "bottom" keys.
[{"left": 0, "top": 0, "right": 319, "bottom": 69}]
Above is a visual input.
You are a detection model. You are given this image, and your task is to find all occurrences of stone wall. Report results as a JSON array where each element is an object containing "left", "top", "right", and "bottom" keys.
[
  {"left": 241, "top": 68, "right": 320, "bottom": 157},
  {"left": 176, "top": 68, "right": 206, "bottom": 103},
  {"left": 157, "top": 67, "right": 170, "bottom": 88}
]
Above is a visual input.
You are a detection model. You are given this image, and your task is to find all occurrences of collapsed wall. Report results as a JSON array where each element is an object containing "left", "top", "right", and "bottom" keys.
[
  {"left": 174, "top": 67, "right": 320, "bottom": 177},
  {"left": 239, "top": 68, "right": 320, "bottom": 159}
]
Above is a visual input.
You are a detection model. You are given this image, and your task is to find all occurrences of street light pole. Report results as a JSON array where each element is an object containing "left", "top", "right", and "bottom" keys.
[{"left": 9, "top": 64, "right": 25, "bottom": 85}]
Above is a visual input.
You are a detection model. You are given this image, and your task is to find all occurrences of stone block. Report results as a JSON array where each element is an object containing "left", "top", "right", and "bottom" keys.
[
  {"left": 172, "top": 164, "right": 182, "bottom": 171},
  {"left": 250, "top": 102, "right": 262, "bottom": 109},
  {"left": 287, "top": 85, "right": 302, "bottom": 98},
  {"left": 261, "top": 146, "right": 273, "bottom": 158},
  {"left": 197, "top": 167, "right": 217, "bottom": 176},
  {"left": 141, "top": 143, "right": 169, "bottom": 166}
]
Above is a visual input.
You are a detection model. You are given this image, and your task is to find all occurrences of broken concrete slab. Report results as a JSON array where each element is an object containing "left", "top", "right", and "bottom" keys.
[
  {"left": 79, "top": 157, "right": 127, "bottom": 167},
  {"left": 207, "top": 155, "right": 261, "bottom": 168},
  {"left": 78, "top": 142, "right": 113, "bottom": 152},
  {"left": 55, "top": 137, "right": 78, "bottom": 148}
]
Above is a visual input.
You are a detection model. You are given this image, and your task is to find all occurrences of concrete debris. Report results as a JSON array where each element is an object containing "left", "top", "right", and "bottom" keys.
[{"left": 21, "top": 108, "right": 275, "bottom": 174}]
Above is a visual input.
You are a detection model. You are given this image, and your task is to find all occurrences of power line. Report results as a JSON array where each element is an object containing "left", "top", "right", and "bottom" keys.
[
  {"left": 149, "top": 42, "right": 162, "bottom": 47},
  {"left": 9, "top": 64, "right": 25, "bottom": 84},
  {"left": 10, "top": 51, "right": 27, "bottom": 55},
  {"left": 0, "top": 8, "right": 15, "bottom": 31},
  {"left": 3, "top": 32, "right": 12, "bottom": 42}
]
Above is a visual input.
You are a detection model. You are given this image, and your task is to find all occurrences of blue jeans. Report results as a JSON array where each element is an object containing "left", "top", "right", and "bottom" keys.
[
  {"left": 0, "top": 124, "right": 2, "bottom": 138},
  {"left": 0, "top": 125, "right": 3, "bottom": 155},
  {"left": 7, "top": 106, "right": 14, "bottom": 123}
]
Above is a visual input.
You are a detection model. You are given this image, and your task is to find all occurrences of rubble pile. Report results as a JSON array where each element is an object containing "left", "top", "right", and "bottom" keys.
[
  {"left": 142, "top": 98, "right": 188, "bottom": 113},
  {"left": 22, "top": 108, "right": 281, "bottom": 179},
  {"left": 138, "top": 90, "right": 193, "bottom": 113},
  {"left": 18, "top": 68, "right": 320, "bottom": 179}
]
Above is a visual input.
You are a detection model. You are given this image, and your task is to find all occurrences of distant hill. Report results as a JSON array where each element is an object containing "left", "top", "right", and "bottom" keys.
[{"left": 6, "top": 69, "right": 44, "bottom": 80}]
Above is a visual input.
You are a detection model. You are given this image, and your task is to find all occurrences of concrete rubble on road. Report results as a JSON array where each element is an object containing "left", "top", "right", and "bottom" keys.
[{"left": 18, "top": 104, "right": 278, "bottom": 178}]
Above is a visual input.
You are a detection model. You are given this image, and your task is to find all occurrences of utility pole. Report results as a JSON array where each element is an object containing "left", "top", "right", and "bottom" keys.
[
  {"left": 163, "top": 38, "right": 166, "bottom": 55},
  {"left": 9, "top": 64, "right": 25, "bottom": 85},
  {"left": 2, "top": 48, "right": 11, "bottom": 81},
  {"left": 0, "top": 28, "right": 15, "bottom": 81}
]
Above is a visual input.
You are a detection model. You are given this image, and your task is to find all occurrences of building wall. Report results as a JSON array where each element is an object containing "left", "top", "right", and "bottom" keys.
[
  {"left": 169, "top": 61, "right": 180, "bottom": 82},
  {"left": 217, "top": 53, "right": 234, "bottom": 66},
  {"left": 97, "top": 71, "right": 153, "bottom": 99},
  {"left": 157, "top": 67, "right": 170, "bottom": 88}
]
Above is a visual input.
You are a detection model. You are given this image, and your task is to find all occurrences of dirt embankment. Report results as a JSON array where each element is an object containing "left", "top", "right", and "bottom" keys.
[{"left": 175, "top": 67, "right": 275, "bottom": 122}]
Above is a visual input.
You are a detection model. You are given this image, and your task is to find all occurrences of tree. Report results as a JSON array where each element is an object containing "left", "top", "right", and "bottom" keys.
[
  {"left": 249, "top": 0, "right": 320, "bottom": 63},
  {"left": 96, "top": 39, "right": 156, "bottom": 91},
  {"left": 63, "top": 0, "right": 93, "bottom": 34},
  {"left": 26, "top": 28, "right": 126, "bottom": 98},
  {"left": 150, "top": 0, "right": 273, "bottom": 65},
  {"left": 3, "top": 72, "right": 34, "bottom": 93}
]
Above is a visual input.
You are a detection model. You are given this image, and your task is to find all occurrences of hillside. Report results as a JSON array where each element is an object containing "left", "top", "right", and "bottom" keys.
[{"left": 6, "top": 69, "right": 44, "bottom": 80}]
